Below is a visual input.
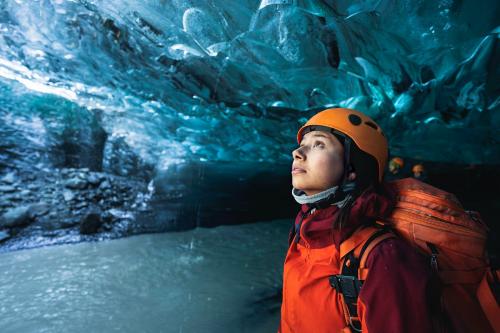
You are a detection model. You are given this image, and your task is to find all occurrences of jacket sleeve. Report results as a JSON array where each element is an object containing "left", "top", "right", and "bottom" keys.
[{"left": 357, "top": 238, "right": 436, "bottom": 333}]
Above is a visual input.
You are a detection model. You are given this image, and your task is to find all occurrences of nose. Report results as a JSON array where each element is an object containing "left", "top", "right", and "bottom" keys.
[{"left": 292, "top": 146, "right": 305, "bottom": 160}]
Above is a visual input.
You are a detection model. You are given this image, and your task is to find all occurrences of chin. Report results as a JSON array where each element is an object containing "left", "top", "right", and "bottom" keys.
[
  {"left": 292, "top": 179, "right": 303, "bottom": 190},
  {"left": 292, "top": 182, "right": 308, "bottom": 193}
]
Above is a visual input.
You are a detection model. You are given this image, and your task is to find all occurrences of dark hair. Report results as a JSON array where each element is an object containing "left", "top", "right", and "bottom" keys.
[
  {"left": 333, "top": 196, "right": 355, "bottom": 230},
  {"left": 349, "top": 143, "right": 380, "bottom": 190},
  {"left": 331, "top": 142, "right": 381, "bottom": 230}
]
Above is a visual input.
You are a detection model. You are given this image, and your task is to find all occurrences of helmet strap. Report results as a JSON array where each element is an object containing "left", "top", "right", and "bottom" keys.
[{"left": 309, "top": 136, "right": 358, "bottom": 209}]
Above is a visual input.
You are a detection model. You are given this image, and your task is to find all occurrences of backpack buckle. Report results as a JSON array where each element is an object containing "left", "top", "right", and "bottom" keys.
[
  {"left": 427, "top": 242, "right": 439, "bottom": 272},
  {"left": 329, "top": 275, "right": 363, "bottom": 298}
]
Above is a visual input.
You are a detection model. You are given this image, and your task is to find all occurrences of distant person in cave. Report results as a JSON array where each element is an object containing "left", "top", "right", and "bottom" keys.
[
  {"left": 411, "top": 163, "right": 428, "bottom": 181},
  {"left": 279, "top": 108, "right": 435, "bottom": 332}
]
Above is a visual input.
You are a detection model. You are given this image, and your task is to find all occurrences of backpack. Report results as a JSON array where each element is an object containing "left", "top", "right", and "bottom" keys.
[{"left": 330, "top": 177, "right": 500, "bottom": 333}]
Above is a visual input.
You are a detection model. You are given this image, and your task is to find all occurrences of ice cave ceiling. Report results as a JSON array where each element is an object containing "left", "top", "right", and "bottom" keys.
[{"left": 0, "top": 0, "right": 499, "bottom": 176}]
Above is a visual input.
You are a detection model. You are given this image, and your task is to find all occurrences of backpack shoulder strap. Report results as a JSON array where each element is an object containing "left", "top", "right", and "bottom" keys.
[
  {"left": 330, "top": 226, "right": 396, "bottom": 332},
  {"left": 357, "top": 226, "right": 396, "bottom": 280}
]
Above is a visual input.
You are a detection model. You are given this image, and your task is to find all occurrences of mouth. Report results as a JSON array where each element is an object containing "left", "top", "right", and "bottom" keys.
[{"left": 291, "top": 167, "right": 306, "bottom": 174}]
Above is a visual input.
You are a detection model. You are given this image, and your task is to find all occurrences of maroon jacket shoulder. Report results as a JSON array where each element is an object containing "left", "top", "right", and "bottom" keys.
[{"left": 359, "top": 237, "right": 436, "bottom": 333}]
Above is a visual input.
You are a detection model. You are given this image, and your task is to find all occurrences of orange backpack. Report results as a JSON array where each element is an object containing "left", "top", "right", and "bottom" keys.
[{"left": 333, "top": 178, "right": 499, "bottom": 333}]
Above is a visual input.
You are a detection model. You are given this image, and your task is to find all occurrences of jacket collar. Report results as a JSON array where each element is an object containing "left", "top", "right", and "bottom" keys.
[{"left": 297, "top": 183, "right": 395, "bottom": 249}]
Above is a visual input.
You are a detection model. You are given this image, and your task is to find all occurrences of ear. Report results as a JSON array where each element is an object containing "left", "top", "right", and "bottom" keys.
[
  {"left": 346, "top": 164, "right": 356, "bottom": 181},
  {"left": 347, "top": 171, "right": 356, "bottom": 181}
]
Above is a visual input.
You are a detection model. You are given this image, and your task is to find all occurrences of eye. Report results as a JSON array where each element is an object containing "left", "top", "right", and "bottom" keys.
[{"left": 313, "top": 141, "right": 325, "bottom": 148}]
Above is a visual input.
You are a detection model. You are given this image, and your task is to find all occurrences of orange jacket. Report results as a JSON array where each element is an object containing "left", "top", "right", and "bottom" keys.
[{"left": 279, "top": 186, "right": 435, "bottom": 333}]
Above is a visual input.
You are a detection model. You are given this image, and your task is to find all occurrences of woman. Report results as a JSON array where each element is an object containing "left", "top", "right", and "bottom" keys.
[{"left": 279, "top": 108, "right": 435, "bottom": 333}]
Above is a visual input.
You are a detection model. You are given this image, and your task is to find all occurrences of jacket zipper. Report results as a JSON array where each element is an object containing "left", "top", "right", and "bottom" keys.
[{"left": 294, "top": 207, "right": 316, "bottom": 245}]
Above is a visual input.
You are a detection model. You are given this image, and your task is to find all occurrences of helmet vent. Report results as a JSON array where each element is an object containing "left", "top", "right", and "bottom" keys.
[
  {"left": 364, "top": 121, "right": 378, "bottom": 130},
  {"left": 348, "top": 114, "right": 362, "bottom": 125}
]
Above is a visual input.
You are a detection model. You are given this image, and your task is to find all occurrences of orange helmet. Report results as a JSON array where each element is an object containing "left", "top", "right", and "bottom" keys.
[
  {"left": 297, "top": 108, "right": 388, "bottom": 183},
  {"left": 412, "top": 164, "right": 424, "bottom": 173},
  {"left": 390, "top": 157, "right": 404, "bottom": 168}
]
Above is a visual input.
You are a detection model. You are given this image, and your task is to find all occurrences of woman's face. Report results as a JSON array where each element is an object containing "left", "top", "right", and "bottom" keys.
[{"left": 291, "top": 130, "right": 346, "bottom": 196}]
